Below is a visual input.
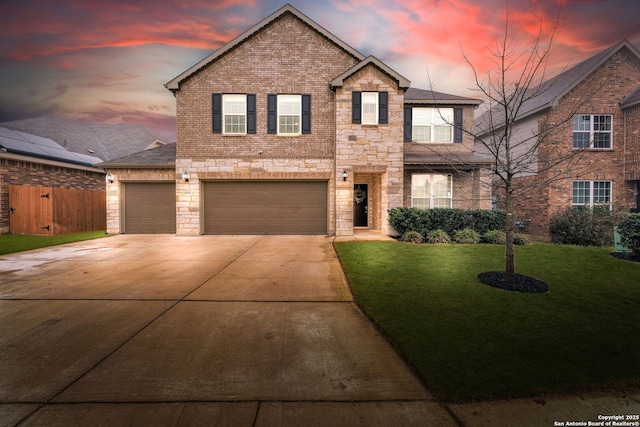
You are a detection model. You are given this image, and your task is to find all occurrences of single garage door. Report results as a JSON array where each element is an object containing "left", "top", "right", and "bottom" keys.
[
  {"left": 203, "top": 181, "right": 327, "bottom": 235},
  {"left": 124, "top": 182, "right": 176, "bottom": 234}
]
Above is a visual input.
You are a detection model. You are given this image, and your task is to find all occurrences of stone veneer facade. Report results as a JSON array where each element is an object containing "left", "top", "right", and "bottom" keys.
[
  {"left": 104, "top": 168, "right": 175, "bottom": 234},
  {"left": 334, "top": 66, "right": 405, "bottom": 235},
  {"left": 172, "top": 12, "right": 418, "bottom": 236},
  {"left": 100, "top": 6, "right": 493, "bottom": 236}
]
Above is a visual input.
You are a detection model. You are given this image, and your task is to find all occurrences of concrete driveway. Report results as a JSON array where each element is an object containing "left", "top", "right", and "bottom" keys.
[{"left": 0, "top": 235, "right": 455, "bottom": 426}]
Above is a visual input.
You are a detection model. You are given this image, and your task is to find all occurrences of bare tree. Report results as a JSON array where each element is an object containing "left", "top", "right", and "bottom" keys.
[{"left": 426, "top": 4, "right": 599, "bottom": 285}]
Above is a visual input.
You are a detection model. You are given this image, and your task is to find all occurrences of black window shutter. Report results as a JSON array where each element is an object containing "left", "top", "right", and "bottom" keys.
[
  {"left": 302, "top": 94, "right": 311, "bottom": 134},
  {"left": 212, "top": 93, "right": 222, "bottom": 133},
  {"left": 352, "top": 91, "right": 361, "bottom": 124},
  {"left": 454, "top": 107, "right": 463, "bottom": 143},
  {"left": 246, "top": 94, "right": 256, "bottom": 134},
  {"left": 403, "top": 107, "right": 412, "bottom": 142},
  {"left": 267, "top": 94, "right": 277, "bottom": 134},
  {"left": 379, "top": 92, "right": 388, "bottom": 124}
]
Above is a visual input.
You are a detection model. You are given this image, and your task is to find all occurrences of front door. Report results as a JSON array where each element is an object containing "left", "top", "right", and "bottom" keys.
[{"left": 353, "top": 184, "right": 368, "bottom": 227}]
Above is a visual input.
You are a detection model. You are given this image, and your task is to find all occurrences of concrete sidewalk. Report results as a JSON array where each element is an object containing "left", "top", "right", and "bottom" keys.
[{"left": 1, "top": 234, "right": 638, "bottom": 426}]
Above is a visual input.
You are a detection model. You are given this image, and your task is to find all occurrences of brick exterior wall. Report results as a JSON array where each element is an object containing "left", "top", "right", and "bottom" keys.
[
  {"left": 510, "top": 50, "right": 640, "bottom": 240},
  {"left": 0, "top": 157, "right": 104, "bottom": 233},
  {"left": 174, "top": 13, "right": 359, "bottom": 235}
]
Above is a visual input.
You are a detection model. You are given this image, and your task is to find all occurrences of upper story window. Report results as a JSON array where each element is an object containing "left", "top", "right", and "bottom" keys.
[
  {"left": 411, "top": 108, "right": 454, "bottom": 143},
  {"left": 572, "top": 180, "right": 611, "bottom": 208},
  {"left": 411, "top": 174, "right": 452, "bottom": 209},
  {"left": 223, "top": 94, "right": 246, "bottom": 134},
  {"left": 212, "top": 93, "right": 256, "bottom": 135},
  {"left": 572, "top": 114, "right": 612, "bottom": 149},
  {"left": 404, "top": 107, "right": 463, "bottom": 143},
  {"left": 278, "top": 95, "right": 301, "bottom": 135},
  {"left": 267, "top": 94, "right": 311, "bottom": 135},
  {"left": 352, "top": 91, "right": 388, "bottom": 125},
  {"left": 361, "top": 92, "right": 379, "bottom": 124}
]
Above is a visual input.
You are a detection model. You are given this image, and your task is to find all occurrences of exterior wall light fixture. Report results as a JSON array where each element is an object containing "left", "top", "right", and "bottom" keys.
[
  {"left": 182, "top": 171, "right": 189, "bottom": 182},
  {"left": 106, "top": 173, "right": 113, "bottom": 183},
  {"left": 343, "top": 170, "right": 347, "bottom": 181}
]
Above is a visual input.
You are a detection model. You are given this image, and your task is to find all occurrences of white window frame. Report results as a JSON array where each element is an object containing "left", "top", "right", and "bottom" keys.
[
  {"left": 412, "top": 107, "right": 454, "bottom": 143},
  {"left": 222, "top": 94, "right": 246, "bottom": 135},
  {"left": 361, "top": 92, "right": 379, "bottom": 125},
  {"left": 411, "top": 174, "right": 453, "bottom": 209},
  {"left": 572, "top": 114, "right": 612, "bottom": 149},
  {"left": 278, "top": 95, "right": 301, "bottom": 135},
  {"left": 572, "top": 180, "right": 612, "bottom": 208}
]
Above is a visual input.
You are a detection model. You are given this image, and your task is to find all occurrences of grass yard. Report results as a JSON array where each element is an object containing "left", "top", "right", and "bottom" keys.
[
  {"left": 334, "top": 241, "right": 640, "bottom": 403},
  {"left": 0, "top": 231, "right": 109, "bottom": 255}
]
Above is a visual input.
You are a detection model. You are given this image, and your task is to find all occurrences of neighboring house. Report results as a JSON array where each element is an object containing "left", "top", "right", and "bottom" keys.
[
  {"left": 0, "top": 127, "right": 104, "bottom": 234},
  {"left": 100, "top": 4, "right": 492, "bottom": 236},
  {"left": 0, "top": 115, "right": 170, "bottom": 162},
  {"left": 476, "top": 40, "right": 640, "bottom": 240}
]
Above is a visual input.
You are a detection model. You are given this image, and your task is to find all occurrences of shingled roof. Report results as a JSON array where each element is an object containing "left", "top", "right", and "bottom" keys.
[
  {"left": 0, "top": 127, "right": 102, "bottom": 168},
  {"left": 0, "top": 116, "right": 170, "bottom": 161},
  {"left": 476, "top": 39, "right": 640, "bottom": 134},
  {"left": 95, "top": 142, "right": 176, "bottom": 168}
]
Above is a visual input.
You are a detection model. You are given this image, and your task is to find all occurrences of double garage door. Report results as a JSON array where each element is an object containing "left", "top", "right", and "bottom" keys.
[
  {"left": 123, "top": 181, "right": 327, "bottom": 235},
  {"left": 203, "top": 181, "right": 327, "bottom": 235}
]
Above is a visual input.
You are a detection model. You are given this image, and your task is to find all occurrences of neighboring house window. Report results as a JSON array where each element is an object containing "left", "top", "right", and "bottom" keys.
[
  {"left": 572, "top": 114, "right": 612, "bottom": 149},
  {"left": 404, "top": 107, "right": 463, "bottom": 143},
  {"left": 411, "top": 174, "right": 452, "bottom": 209},
  {"left": 223, "top": 94, "right": 246, "bottom": 134},
  {"left": 212, "top": 94, "right": 256, "bottom": 134},
  {"left": 572, "top": 181, "right": 611, "bottom": 208},
  {"left": 352, "top": 91, "right": 388, "bottom": 125},
  {"left": 267, "top": 94, "right": 311, "bottom": 135},
  {"left": 411, "top": 107, "right": 454, "bottom": 142}
]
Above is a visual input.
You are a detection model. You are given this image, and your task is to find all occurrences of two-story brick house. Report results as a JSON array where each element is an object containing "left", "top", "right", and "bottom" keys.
[
  {"left": 100, "top": 4, "right": 492, "bottom": 235},
  {"left": 477, "top": 40, "right": 640, "bottom": 240}
]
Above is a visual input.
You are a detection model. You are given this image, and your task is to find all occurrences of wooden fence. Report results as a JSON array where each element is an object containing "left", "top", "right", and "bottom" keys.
[{"left": 9, "top": 186, "right": 106, "bottom": 235}]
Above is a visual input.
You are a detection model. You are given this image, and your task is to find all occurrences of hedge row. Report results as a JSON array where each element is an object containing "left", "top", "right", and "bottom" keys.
[{"left": 388, "top": 207, "right": 506, "bottom": 237}]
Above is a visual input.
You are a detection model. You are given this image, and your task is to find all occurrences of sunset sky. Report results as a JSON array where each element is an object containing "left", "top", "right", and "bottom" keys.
[{"left": 1, "top": 0, "right": 639, "bottom": 141}]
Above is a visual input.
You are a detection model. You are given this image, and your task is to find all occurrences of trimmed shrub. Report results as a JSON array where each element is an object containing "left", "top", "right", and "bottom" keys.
[
  {"left": 400, "top": 230, "right": 424, "bottom": 244},
  {"left": 388, "top": 208, "right": 506, "bottom": 237},
  {"left": 618, "top": 214, "right": 640, "bottom": 254},
  {"left": 512, "top": 233, "right": 531, "bottom": 246},
  {"left": 483, "top": 230, "right": 507, "bottom": 245},
  {"left": 550, "top": 206, "right": 622, "bottom": 247},
  {"left": 453, "top": 228, "right": 481, "bottom": 244},
  {"left": 426, "top": 229, "right": 451, "bottom": 244}
]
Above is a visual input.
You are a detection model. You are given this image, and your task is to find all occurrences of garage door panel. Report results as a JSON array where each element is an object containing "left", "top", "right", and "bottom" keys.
[
  {"left": 204, "top": 181, "right": 327, "bottom": 235},
  {"left": 124, "top": 183, "right": 176, "bottom": 234}
]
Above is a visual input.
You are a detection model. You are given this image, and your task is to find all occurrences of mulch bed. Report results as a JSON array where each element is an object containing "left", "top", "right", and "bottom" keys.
[
  {"left": 478, "top": 271, "right": 549, "bottom": 293},
  {"left": 609, "top": 251, "right": 640, "bottom": 263}
]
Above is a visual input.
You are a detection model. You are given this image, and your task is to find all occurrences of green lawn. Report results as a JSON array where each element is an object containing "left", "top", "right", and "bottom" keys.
[
  {"left": 0, "top": 231, "right": 110, "bottom": 255},
  {"left": 334, "top": 241, "right": 640, "bottom": 403}
]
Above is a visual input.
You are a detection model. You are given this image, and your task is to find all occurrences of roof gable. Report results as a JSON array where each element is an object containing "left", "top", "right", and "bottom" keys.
[
  {"left": 165, "top": 4, "right": 365, "bottom": 92},
  {"left": 330, "top": 56, "right": 410, "bottom": 90},
  {"left": 476, "top": 39, "right": 640, "bottom": 134}
]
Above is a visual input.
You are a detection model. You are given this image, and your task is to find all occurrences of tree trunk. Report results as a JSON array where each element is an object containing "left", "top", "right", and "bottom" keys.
[{"left": 504, "top": 189, "right": 515, "bottom": 282}]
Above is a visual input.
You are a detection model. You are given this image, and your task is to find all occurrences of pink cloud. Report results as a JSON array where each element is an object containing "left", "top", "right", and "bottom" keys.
[{"left": 2, "top": 0, "right": 257, "bottom": 61}]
